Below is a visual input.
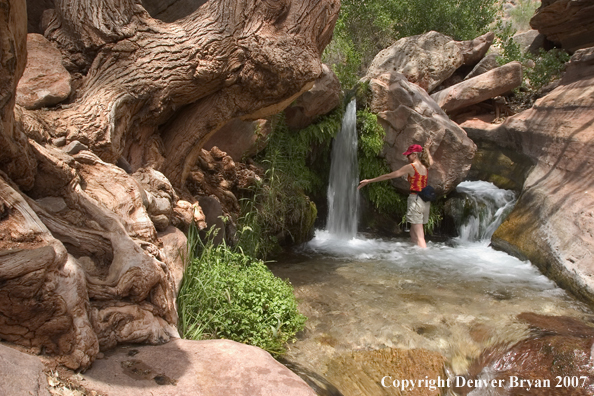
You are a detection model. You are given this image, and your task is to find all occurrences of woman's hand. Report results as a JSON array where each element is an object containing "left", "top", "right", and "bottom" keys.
[
  {"left": 358, "top": 179, "right": 370, "bottom": 190},
  {"left": 425, "top": 137, "right": 433, "bottom": 149}
]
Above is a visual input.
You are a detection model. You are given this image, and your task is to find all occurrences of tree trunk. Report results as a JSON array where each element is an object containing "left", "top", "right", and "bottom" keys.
[{"left": 0, "top": 0, "right": 339, "bottom": 370}]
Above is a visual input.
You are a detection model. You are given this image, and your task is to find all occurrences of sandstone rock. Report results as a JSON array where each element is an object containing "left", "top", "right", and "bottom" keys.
[
  {"left": 513, "top": 29, "right": 547, "bottom": 56},
  {"left": 462, "top": 119, "right": 534, "bottom": 192},
  {"left": 366, "top": 31, "right": 465, "bottom": 93},
  {"left": 35, "top": 196, "right": 68, "bottom": 213},
  {"left": 198, "top": 195, "right": 225, "bottom": 245},
  {"left": 203, "top": 118, "right": 270, "bottom": 162},
  {"left": 459, "top": 314, "right": 594, "bottom": 396},
  {"left": 171, "top": 200, "right": 206, "bottom": 232},
  {"left": 530, "top": 0, "right": 594, "bottom": 52},
  {"left": 150, "top": 213, "right": 170, "bottom": 231},
  {"left": 471, "top": 49, "right": 594, "bottom": 304},
  {"left": 367, "top": 72, "right": 476, "bottom": 194},
  {"left": 81, "top": 339, "right": 316, "bottom": 396},
  {"left": 157, "top": 226, "right": 187, "bottom": 293},
  {"left": 366, "top": 31, "right": 493, "bottom": 93},
  {"left": 326, "top": 348, "right": 446, "bottom": 396},
  {"left": 141, "top": 0, "right": 209, "bottom": 22},
  {"left": 0, "top": 344, "right": 51, "bottom": 396},
  {"left": 62, "top": 140, "right": 88, "bottom": 155},
  {"left": 285, "top": 64, "right": 341, "bottom": 129},
  {"left": 16, "top": 34, "right": 71, "bottom": 110},
  {"left": 456, "top": 32, "right": 495, "bottom": 66},
  {"left": 465, "top": 53, "right": 500, "bottom": 80},
  {"left": 431, "top": 62, "right": 523, "bottom": 113}
]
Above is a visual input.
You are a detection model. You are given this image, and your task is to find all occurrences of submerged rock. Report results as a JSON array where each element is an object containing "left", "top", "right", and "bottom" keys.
[
  {"left": 325, "top": 348, "right": 446, "bottom": 396},
  {"left": 459, "top": 313, "right": 594, "bottom": 396}
]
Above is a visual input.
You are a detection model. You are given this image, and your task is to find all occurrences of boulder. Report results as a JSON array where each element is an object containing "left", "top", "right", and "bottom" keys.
[
  {"left": 16, "top": 34, "right": 71, "bottom": 110},
  {"left": 81, "top": 339, "right": 316, "bottom": 396},
  {"left": 431, "top": 61, "right": 523, "bottom": 113},
  {"left": 158, "top": 226, "right": 188, "bottom": 293},
  {"left": 471, "top": 48, "right": 594, "bottom": 304},
  {"left": 456, "top": 32, "right": 495, "bottom": 66},
  {"left": 367, "top": 72, "right": 476, "bottom": 194},
  {"left": 203, "top": 118, "right": 270, "bottom": 162},
  {"left": 285, "top": 64, "right": 341, "bottom": 129},
  {"left": 512, "top": 29, "right": 547, "bottom": 56},
  {"left": 0, "top": 344, "right": 51, "bottom": 396},
  {"left": 366, "top": 31, "right": 493, "bottom": 93},
  {"left": 462, "top": 119, "right": 534, "bottom": 192},
  {"left": 464, "top": 53, "right": 500, "bottom": 80},
  {"left": 198, "top": 195, "right": 226, "bottom": 245},
  {"left": 530, "top": 0, "right": 594, "bottom": 52}
]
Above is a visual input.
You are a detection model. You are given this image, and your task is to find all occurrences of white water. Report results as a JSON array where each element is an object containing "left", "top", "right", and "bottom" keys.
[
  {"left": 454, "top": 180, "right": 517, "bottom": 243},
  {"left": 274, "top": 181, "right": 589, "bottom": 388},
  {"left": 326, "top": 99, "right": 359, "bottom": 239}
]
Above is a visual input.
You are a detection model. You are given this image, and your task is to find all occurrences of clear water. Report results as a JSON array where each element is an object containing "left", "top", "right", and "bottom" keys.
[
  {"left": 271, "top": 182, "right": 593, "bottom": 394},
  {"left": 326, "top": 99, "right": 359, "bottom": 239}
]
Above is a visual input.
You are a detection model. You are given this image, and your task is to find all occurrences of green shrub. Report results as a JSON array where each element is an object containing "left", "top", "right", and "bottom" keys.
[
  {"left": 178, "top": 227, "right": 306, "bottom": 356},
  {"left": 235, "top": 111, "right": 341, "bottom": 259},
  {"left": 494, "top": 21, "right": 570, "bottom": 105},
  {"left": 357, "top": 108, "right": 407, "bottom": 217},
  {"left": 507, "top": 0, "right": 540, "bottom": 32},
  {"left": 324, "top": 0, "right": 500, "bottom": 90}
]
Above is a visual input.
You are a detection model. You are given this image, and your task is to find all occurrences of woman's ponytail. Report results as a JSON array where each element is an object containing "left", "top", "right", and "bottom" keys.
[{"left": 420, "top": 144, "right": 433, "bottom": 169}]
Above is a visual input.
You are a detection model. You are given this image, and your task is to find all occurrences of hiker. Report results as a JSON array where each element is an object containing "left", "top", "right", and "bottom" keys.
[{"left": 357, "top": 139, "right": 434, "bottom": 248}]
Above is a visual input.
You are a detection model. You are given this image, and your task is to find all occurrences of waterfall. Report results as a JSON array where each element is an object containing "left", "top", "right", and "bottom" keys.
[
  {"left": 326, "top": 99, "right": 359, "bottom": 239},
  {"left": 454, "top": 181, "right": 516, "bottom": 242}
]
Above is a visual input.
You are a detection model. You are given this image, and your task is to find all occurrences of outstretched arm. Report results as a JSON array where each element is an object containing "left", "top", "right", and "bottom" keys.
[{"left": 358, "top": 164, "right": 412, "bottom": 190}]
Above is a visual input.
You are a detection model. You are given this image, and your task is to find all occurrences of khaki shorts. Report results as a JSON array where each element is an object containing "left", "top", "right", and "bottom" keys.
[{"left": 406, "top": 194, "right": 430, "bottom": 224}]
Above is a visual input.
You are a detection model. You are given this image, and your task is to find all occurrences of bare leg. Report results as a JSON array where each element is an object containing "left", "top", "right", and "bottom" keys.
[{"left": 410, "top": 224, "right": 427, "bottom": 248}]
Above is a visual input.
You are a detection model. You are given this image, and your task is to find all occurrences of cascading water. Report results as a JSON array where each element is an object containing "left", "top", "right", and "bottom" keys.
[
  {"left": 326, "top": 99, "right": 359, "bottom": 238},
  {"left": 453, "top": 180, "right": 517, "bottom": 242},
  {"left": 285, "top": 181, "right": 591, "bottom": 396}
]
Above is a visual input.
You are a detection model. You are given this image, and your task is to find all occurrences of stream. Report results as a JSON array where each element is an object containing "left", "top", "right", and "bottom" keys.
[{"left": 270, "top": 104, "right": 593, "bottom": 395}]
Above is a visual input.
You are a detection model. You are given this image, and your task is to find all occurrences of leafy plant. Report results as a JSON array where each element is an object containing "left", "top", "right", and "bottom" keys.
[
  {"left": 357, "top": 109, "right": 407, "bottom": 217},
  {"left": 494, "top": 20, "right": 570, "bottom": 105},
  {"left": 178, "top": 226, "right": 306, "bottom": 356},
  {"left": 236, "top": 111, "right": 342, "bottom": 259},
  {"left": 507, "top": 0, "right": 540, "bottom": 32}
]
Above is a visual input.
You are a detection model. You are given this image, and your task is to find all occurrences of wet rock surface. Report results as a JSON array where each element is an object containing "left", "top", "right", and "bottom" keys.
[
  {"left": 459, "top": 313, "right": 594, "bottom": 396},
  {"left": 490, "top": 47, "right": 594, "bottom": 305}
]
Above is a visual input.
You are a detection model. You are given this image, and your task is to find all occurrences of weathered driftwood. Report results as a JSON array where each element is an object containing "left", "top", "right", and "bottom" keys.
[{"left": 0, "top": 0, "right": 339, "bottom": 369}]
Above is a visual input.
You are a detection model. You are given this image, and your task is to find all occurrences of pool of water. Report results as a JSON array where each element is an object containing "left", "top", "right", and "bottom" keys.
[{"left": 270, "top": 231, "right": 593, "bottom": 394}]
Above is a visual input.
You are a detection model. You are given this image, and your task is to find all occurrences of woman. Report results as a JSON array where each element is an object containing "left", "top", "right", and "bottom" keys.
[{"left": 358, "top": 139, "right": 433, "bottom": 248}]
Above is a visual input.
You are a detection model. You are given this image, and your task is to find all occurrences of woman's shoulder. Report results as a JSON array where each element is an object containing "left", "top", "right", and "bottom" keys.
[{"left": 415, "top": 162, "right": 428, "bottom": 175}]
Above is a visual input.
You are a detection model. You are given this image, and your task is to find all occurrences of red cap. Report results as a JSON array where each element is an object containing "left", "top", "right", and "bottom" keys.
[{"left": 402, "top": 144, "right": 423, "bottom": 156}]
